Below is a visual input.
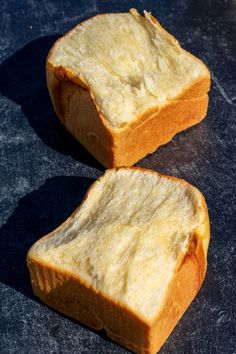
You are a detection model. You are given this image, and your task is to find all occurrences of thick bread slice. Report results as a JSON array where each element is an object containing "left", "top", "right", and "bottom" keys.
[
  {"left": 27, "top": 168, "right": 210, "bottom": 354},
  {"left": 46, "top": 9, "right": 211, "bottom": 168}
]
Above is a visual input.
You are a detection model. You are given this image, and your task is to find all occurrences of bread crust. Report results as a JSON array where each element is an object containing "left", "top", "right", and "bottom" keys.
[
  {"left": 46, "top": 11, "right": 211, "bottom": 168},
  {"left": 47, "top": 66, "right": 209, "bottom": 167},
  {"left": 27, "top": 167, "right": 210, "bottom": 354}
]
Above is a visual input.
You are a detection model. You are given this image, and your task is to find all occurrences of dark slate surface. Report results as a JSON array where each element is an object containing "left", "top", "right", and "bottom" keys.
[{"left": 0, "top": 0, "right": 235, "bottom": 353}]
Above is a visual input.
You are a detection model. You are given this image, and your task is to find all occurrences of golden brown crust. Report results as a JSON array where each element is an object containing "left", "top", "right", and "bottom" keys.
[
  {"left": 46, "top": 63, "right": 116, "bottom": 167},
  {"left": 149, "top": 232, "right": 207, "bottom": 353},
  {"left": 47, "top": 64, "right": 209, "bottom": 167},
  {"left": 27, "top": 167, "right": 210, "bottom": 354},
  {"left": 112, "top": 94, "right": 209, "bottom": 167}
]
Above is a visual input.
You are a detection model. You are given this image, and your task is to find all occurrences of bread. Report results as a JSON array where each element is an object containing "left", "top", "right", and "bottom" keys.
[
  {"left": 27, "top": 167, "right": 210, "bottom": 354},
  {"left": 46, "top": 9, "right": 210, "bottom": 167}
]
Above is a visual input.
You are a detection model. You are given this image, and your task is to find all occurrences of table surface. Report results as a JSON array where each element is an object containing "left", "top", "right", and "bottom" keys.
[{"left": 0, "top": 0, "right": 235, "bottom": 353}]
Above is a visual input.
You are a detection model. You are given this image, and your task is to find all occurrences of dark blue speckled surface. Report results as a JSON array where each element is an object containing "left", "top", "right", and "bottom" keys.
[{"left": 0, "top": 1, "right": 235, "bottom": 353}]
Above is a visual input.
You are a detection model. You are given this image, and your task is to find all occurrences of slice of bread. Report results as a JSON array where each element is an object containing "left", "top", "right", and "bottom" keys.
[
  {"left": 47, "top": 9, "right": 210, "bottom": 167},
  {"left": 27, "top": 167, "right": 210, "bottom": 354}
]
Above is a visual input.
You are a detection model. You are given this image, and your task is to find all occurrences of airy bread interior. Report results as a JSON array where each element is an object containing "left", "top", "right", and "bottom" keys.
[
  {"left": 48, "top": 9, "right": 208, "bottom": 129},
  {"left": 30, "top": 168, "right": 207, "bottom": 321}
]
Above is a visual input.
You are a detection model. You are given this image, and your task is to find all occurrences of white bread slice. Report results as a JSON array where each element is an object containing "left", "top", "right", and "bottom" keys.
[
  {"left": 27, "top": 167, "right": 210, "bottom": 354},
  {"left": 47, "top": 9, "right": 210, "bottom": 167}
]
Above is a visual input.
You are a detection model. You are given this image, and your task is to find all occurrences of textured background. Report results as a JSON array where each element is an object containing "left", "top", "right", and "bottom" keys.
[{"left": 0, "top": 0, "right": 235, "bottom": 353}]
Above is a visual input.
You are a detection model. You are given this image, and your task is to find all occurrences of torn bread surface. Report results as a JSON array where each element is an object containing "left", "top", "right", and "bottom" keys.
[
  {"left": 48, "top": 9, "right": 209, "bottom": 129},
  {"left": 29, "top": 168, "right": 209, "bottom": 322}
]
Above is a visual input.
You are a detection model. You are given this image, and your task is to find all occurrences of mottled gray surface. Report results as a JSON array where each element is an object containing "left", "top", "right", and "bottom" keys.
[{"left": 0, "top": 0, "right": 235, "bottom": 353}]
